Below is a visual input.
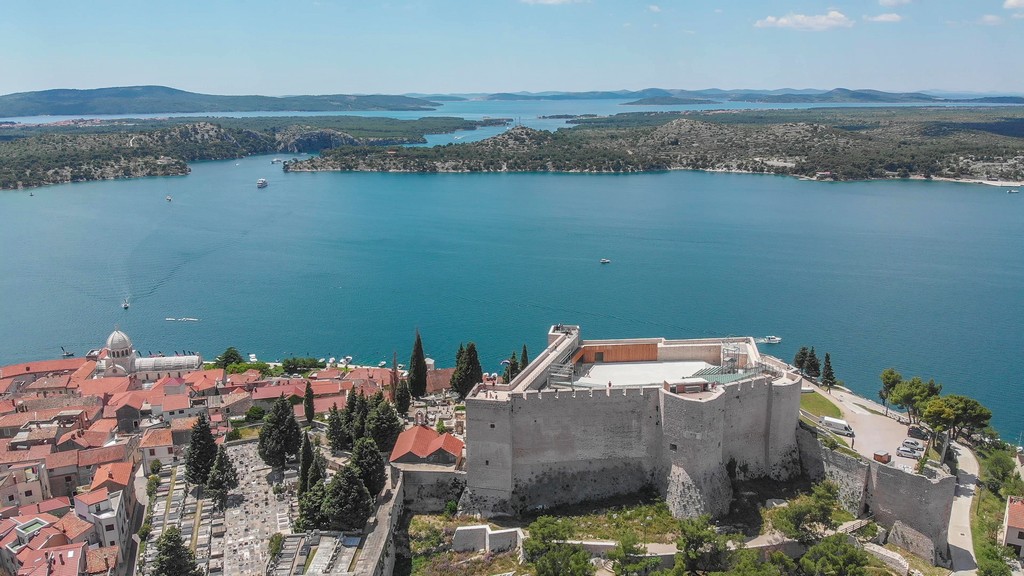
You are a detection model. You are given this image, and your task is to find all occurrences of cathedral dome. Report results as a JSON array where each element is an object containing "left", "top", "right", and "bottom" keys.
[{"left": 105, "top": 329, "right": 133, "bottom": 353}]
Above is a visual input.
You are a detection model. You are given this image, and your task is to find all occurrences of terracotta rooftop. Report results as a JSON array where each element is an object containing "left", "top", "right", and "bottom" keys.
[
  {"left": 426, "top": 368, "right": 456, "bottom": 394},
  {"left": 77, "top": 445, "right": 126, "bottom": 468},
  {"left": 252, "top": 384, "right": 302, "bottom": 401},
  {"left": 292, "top": 395, "right": 345, "bottom": 421},
  {"left": 23, "top": 375, "right": 71, "bottom": 392},
  {"left": 159, "top": 394, "right": 191, "bottom": 412},
  {"left": 389, "top": 425, "right": 464, "bottom": 462},
  {"left": 139, "top": 428, "right": 172, "bottom": 448},
  {"left": 85, "top": 545, "right": 118, "bottom": 575},
  {"left": 74, "top": 488, "right": 108, "bottom": 507},
  {"left": 87, "top": 419, "right": 118, "bottom": 433},
  {"left": 227, "top": 369, "right": 262, "bottom": 385},
  {"left": 18, "top": 497, "right": 71, "bottom": 517},
  {"left": 17, "top": 541, "right": 86, "bottom": 576},
  {"left": 53, "top": 512, "right": 94, "bottom": 541},
  {"left": 0, "top": 443, "right": 52, "bottom": 466},
  {"left": 44, "top": 450, "right": 78, "bottom": 471},
  {"left": 0, "top": 358, "right": 86, "bottom": 379},
  {"left": 76, "top": 377, "right": 130, "bottom": 398},
  {"left": 1008, "top": 496, "right": 1024, "bottom": 529},
  {"left": 89, "top": 462, "right": 134, "bottom": 491}
]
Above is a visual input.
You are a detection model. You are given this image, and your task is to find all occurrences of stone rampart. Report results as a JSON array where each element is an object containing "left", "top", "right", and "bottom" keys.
[
  {"left": 352, "top": 471, "right": 404, "bottom": 576},
  {"left": 398, "top": 467, "right": 466, "bottom": 514}
]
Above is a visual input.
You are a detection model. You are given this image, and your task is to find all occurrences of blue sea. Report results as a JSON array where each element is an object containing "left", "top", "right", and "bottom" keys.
[{"left": 1, "top": 102, "right": 1022, "bottom": 440}]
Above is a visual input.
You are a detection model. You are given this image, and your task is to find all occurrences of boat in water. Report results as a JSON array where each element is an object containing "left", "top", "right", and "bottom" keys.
[
  {"left": 165, "top": 317, "right": 176, "bottom": 321},
  {"left": 61, "top": 346, "right": 74, "bottom": 358},
  {"left": 122, "top": 298, "right": 130, "bottom": 310},
  {"left": 378, "top": 361, "right": 387, "bottom": 368},
  {"left": 757, "top": 335, "right": 782, "bottom": 344},
  {"left": 600, "top": 258, "right": 611, "bottom": 264},
  {"left": 257, "top": 178, "right": 268, "bottom": 188},
  {"left": 166, "top": 195, "right": 172, "bottom": 202},
  {"left": 1010, "top": 189, "right": 1020, "bottom": 194},
  {"left": 271, "top": 158, "right": 282, "bottom": 164},
  {"left": 249, "top": 353, "right": 259, "bottom": 363}
]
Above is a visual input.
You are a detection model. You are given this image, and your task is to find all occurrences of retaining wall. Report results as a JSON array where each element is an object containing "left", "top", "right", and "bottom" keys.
[{"left": 398, "top": 467, "right": 466, "bottom": 514}]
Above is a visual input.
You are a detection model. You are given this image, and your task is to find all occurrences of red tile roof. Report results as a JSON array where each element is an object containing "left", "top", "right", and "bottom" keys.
[
  {"left": 159, "top": 395, "right": 191, "bottom": 412},
  {"left": 89, "top": 462, "right": 134, "bottom": 491},
  {"left": 310, "top": 368, "right": 344, "bottom": 380},
  {"left": 310, "top": 382, "right": 341, "bottom": 396},
  {"left": 343, "top": 367, "right": 395, "bottom": 385},
  {"left": 17, "top": 541, "right": 85, "bottom": 576},
  {"left": 18, "top": 497, "right": 71, "bottom": 517},
  {"left": 77, "top": 445, "right": 126, "bottom": 468},
  {"left": 389, "top": 425, "right": 464, "bottom": 462},
  {"left": 74, "top": 488, "right": 108, "bottom": 507},
  {"left": 76, "top": 377, "right": 130, "bottom": 398},
  {"left": 426, "top": 368, "right": 456, "bottom": 394},
  {"left": 252, "top": 384, "right": 302, "bottom": 401},
  {"left": 170, "top": 417, "right": 199, "bottom": 431},
  {"left": 1008, "top": 496, "right": 1024, "bottom": 530},
  {"left": 87, "top": 419, "right": 118, "bottom": 433},
  {"left": 227, "top": 369, "right": 262, "bottom": 385},
  {"left": 53, "top": 513, "right": 94, "bottom": 541},
  {"left": 139, "top": 428, "right": 172, "bottom": 448},
  {"left": 0, "top": 442, "right": 52, "bottom": 466},
  {"left": 0, "top": 358, "right": 86, "bottom": 379},
  {"left": 44, "top": 450, "right": 79, "bottom": 471},
  {"left": 23, "top": 375, "right": 71, "bottom": 392},
  {"left": 292, "top": 395, "right": 345, "bottom": 421},
  {"left": 85, "top": 545, "right": 118, "bottom": 574}
]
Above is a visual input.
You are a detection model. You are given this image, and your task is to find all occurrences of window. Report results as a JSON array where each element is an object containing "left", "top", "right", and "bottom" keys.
[
  {"left": 669, "top": 444, "right": 677, "bottom": 452},
  {"left": 105, "top": 524, "right": 114, "bottom": 532},
  {"left": 24, "top": 490, "right": 32, "bottom": 497},
  {"left": 149, "top": 449, "right": 156, "bottom": 456},
  {"left": 6, "top": 495, "right": 13, "bottom": 502},
  {"left": 489, "top": 423, "right": 495, "bottom": 429},
  {"left": 1019, "top": 530, "right": 1024, "bottom": 539},
  {"left": 485, "top": 460, "right": 489, "bottom": 466},
  {"left": 65, "top": 475, "right": 73, "bottom": 482},
  {"left": 167, "top": 447, "right": 173, "bottom": 454}
]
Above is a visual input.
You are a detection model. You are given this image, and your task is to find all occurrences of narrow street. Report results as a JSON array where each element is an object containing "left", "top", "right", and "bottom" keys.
[{"left": 948, "top": 442, "right": 980, "bottom": 575}]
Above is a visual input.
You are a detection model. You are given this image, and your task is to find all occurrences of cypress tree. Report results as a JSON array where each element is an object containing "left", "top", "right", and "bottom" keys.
[
  {"left": 303, "top": 380, "right": 315, "bottom": 424},
  {"left": 821, "top": 353, "right": 836, "bottom": 392},
  {"left": 307, "top": 447, "right": 327, "bottom": 488},
  {"left": 450, "top": 343, "right": 467, "bottom": 397},
  {"left": 297, "top": 480, "right": 327, "bottom": 531},
  {"left": 298, "top": 433, "right": 313, "bottom": 496},
  {"left": 805, "top": 347, "right": 821, "bottom": 379},
  {"left": 184, "top": 413, "right": 217, "bottom": 487},
  {"left": 152, "top": 526, "right": 203, "bottom": 576},
  {"left": 464, "top": 342, "right": 483, "bottom": 390},
  {"left": 409, "top": 330, "right": 429, "bottom": 397},
  {"left": 326, "top": 403, "right": 349, "bottom": 452},
  {"left": 204, "top": 445, "right": 239, "bottom": 512},
  {"left": 521, "top": 344, "right": 530, "bottom": 369},
  {"left": 365, "top": 401, "right": 403, "bottom": 453},
  {"left": 369, "top": 390, "right": 385, "bottom": 412},
  {"left": 351, "top": 437, "right": 387, "bottom": 496},
  {"left": 258, "top": 395, "right": 302, "bottom": 469},
  {"left": 394, "top": 380, "right": 411, "bottom": 415}
]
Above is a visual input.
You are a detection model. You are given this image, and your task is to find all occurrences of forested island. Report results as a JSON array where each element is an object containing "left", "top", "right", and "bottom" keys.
[
  {"left": 0, "top": 116, "right": 509, "bottom": 189},
  {"left": 284, "top": 107, "right": 1024, "bottom": 182},
  {"left": 622, "top": 96, "right": 716, "bottom": 106}
]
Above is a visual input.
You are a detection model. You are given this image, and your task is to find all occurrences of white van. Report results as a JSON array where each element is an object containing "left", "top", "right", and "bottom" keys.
[{"left": 819, "top": 416, "right": 855, "bottom": 437}]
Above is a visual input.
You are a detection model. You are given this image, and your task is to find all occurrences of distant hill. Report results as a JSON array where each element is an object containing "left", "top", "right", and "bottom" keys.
[
  {"left": 0, "top": 86, "right": 439, "bottom": 116},
  {"left": 725, "top": 88, "right": 939, "bottom": 103},
  {"left": 622, "top": 96, "right": 716, "bottom": 106},
  {"left": 485, "top": 88, "right": 672, "bottom": 101}
]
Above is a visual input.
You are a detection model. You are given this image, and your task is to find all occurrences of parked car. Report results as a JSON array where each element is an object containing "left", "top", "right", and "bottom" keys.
[
  {"left": 907, "top": 426, "right": 929, "bottom": 440},
  {"left": 896, "top": 446, "right": 919, "bottom": 458},
  {"left": 901, "top": 439, "right": 925, "bottom": 452}
]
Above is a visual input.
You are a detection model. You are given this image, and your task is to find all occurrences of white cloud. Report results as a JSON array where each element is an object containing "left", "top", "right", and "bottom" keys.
[
  {"left": 648, "top": 5, "right": 661, "bottom": 13},
  {"left": 1004, "top": 0, "right": 1024, "bottom": 8},
  {"left": 755, "top": 10, "right": 854, "bottom": 31},
  {"left": 879, "top": 0, "right": 910, "bottom": 5},
  {"left": 865, "top": 13, "right": 902, "bottom": 22},
  {"left": 1014, "top": 12, "right": 1024, "bottom": 18},
  {"left": 979, "top": 14, "right": 1003, "bottom": 25}
]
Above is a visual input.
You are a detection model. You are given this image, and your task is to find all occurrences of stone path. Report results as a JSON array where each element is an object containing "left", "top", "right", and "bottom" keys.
[{"left": 948, "top": 441, "right": 980, "bottom": 576}]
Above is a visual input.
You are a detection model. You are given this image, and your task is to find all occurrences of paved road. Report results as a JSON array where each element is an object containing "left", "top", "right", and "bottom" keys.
[
  {"left": 948, "top": 442, "right": 980, "bottom": 575},
  {"left": 808, "top": 384, "right": 914, "bottom": 466}
]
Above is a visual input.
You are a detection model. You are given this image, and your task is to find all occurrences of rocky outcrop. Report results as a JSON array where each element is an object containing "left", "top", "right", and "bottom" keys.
[{"left": 275, "top": 128, "right": 361, "bottom": 153}]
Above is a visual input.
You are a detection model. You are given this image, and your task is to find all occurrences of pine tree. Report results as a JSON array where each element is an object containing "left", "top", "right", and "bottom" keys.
[
  {"left": 152, "top": 526, "right": 203, "bottom": 576},
  {"left": 298, "top": 433, "right": 313, "bottom": 496},
  {"left": 369, "top": 390, "right": 385, "bottom": 412},
  {"left": 805, "top": 347, "right": 821, "bottom": 379},
  {"left": 307, "top": 447, "right": 327, "bottom": 488},
  {"left": 297, "top": 479, "right": 327, "bottom": 531},
  {"left": 821, "top": 353, "right": 836, "bottom": 393},
  {"left": 184, "top": 413, "right": 217, "bottom": 487},
  {"left": 366, "top": 401, "right": 403, "bottom": 453},
  {"left": 321, "top": 465, "right": 373, "bottom": 532},
  {"left": 204, "top": 445, "right": 239, "bottom": 512},
  {"left": 394, "top": 380, "right": 411, "bottom": 416},
  {"left": 326, "top": 403, "right": 349, "bottom": 452},
  {"left": 409, "top": 330, "right": 428, "bottom": 397},
  {"left": 521, "top": 344, "right": 530, "bottom": 369},
  {"left": 303, "top": 380, "right": 315, "bottom": 424},
  {"left": 794, "top": 347, "right": 809, "bottom": 373},
  {"left": 351, "top": 437, "right": 387, "bottom": 496},
  {"left": 258, "top": 395, "right": 302, "bottom": 469}
]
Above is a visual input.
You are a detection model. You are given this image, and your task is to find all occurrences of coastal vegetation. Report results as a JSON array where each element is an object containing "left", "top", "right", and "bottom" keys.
[
  {"left": 291, "top": 107, "right": 1024, "bottom": 182},
  {"left": 0, "top": 116, "right": 508, "bottom": 189},
  {"left": 972, "top": 442, "right": 1023, "bottom": 576}
]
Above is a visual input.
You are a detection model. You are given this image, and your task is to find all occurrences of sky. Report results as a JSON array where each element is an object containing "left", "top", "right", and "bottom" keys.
[{"left": 1, "top": 0, "right": 1022, "bottom": 96}]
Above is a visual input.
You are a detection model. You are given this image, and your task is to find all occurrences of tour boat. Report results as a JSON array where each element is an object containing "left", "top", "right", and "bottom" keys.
[
  {"left": 122, "top": 299, "right": 130, "bottom": 310},
  {"left": 600, "top": 258, "right": 611, "bottom": 264},
  {"left": 378, "top": 361, "right": 387, "bottom": 368},
  {"left": 249, "top": 353, "right": 259, "bottom": 363},
  {"left": 257, "top": 178, "right": 268, "bottom": 188},
  {"left": 762, "top": 335, "right": 782, "bottom": 344},
  {"left": 165, "top": 317, "right": 175, "bottom": 321}
]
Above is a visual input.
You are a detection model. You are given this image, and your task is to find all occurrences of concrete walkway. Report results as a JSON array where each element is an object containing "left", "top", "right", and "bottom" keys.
[{"left": 948, "top": 441, "right": 980, "bottom": 576}]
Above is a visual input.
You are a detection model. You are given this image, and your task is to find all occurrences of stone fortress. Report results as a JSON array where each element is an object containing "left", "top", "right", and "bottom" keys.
[
  {"left": 459, "top": 324, "right": 955, "bottom": 565},
  {"left": 461, "top": 324, "right": 803, "bottom": 519}
]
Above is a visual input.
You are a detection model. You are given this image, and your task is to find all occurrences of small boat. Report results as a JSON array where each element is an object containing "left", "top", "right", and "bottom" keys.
[
  {"left": 271, "top": 158, "right": 282, "bottom": 164},
  {"left": 165, "top": 317, "right": 175, "bottom": 321},
  {"left": 29, "top": 192, "right": 34, "bottom": 197},
  {"left": 600, "top": 259, "right": 611, "bottom": 264},
  {"left": 378, "top": 361, "right": 387, "bottom": 368},
  {"left": 61, "top": 346, "right": 74, "bottom": 358},
  {"left": 344, "top": 356, "right": 353, "bottom": 363},
  {"left": 177, "top": 317, "right": 199, "bottom": 322},
  {"left": 256, "top": 178, "right": 268, "bottom": 188},
  {"left": 1009, "top": 189, "right": 1020, "bottom": 194},
  {"left": 398, "top": 364, "right": 405, "bottom": 370},
  {"left": 249, "top": 353, "right": 259, "bottom": 363},
  {"left": 122, "top": 299, "right": 130, "bottom": 310},
  {"left": 166, "top": 195, "right": 172, "bottom": 202},
  {"left": 761, "top": 335, "right": 782, "bottom": 344}
]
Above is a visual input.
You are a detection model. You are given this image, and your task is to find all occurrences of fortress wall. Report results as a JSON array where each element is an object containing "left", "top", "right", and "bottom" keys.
[
  {"left": 506, "top": 387, "right": 661, "bottom": 513},
  {"left": 400, "top": 468, "right": 466, "bottom": 514},
  {"left": 721, "top": 378, "right": 776, "bottom": 479},
  {"left": 660, "top": 389, "right": 731, "bottom": 517},
  {"left": 657, "top": 343, "right": 721, "bottom": 364},
  {"left": 867, "top": 463, "right": 955, "bottom": 566},
  {"left": 767, "top": 379, "right": 803, "bottom": 479},
  {"left": 461, "top": 396, "right": 514, "bottom": 516}
]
